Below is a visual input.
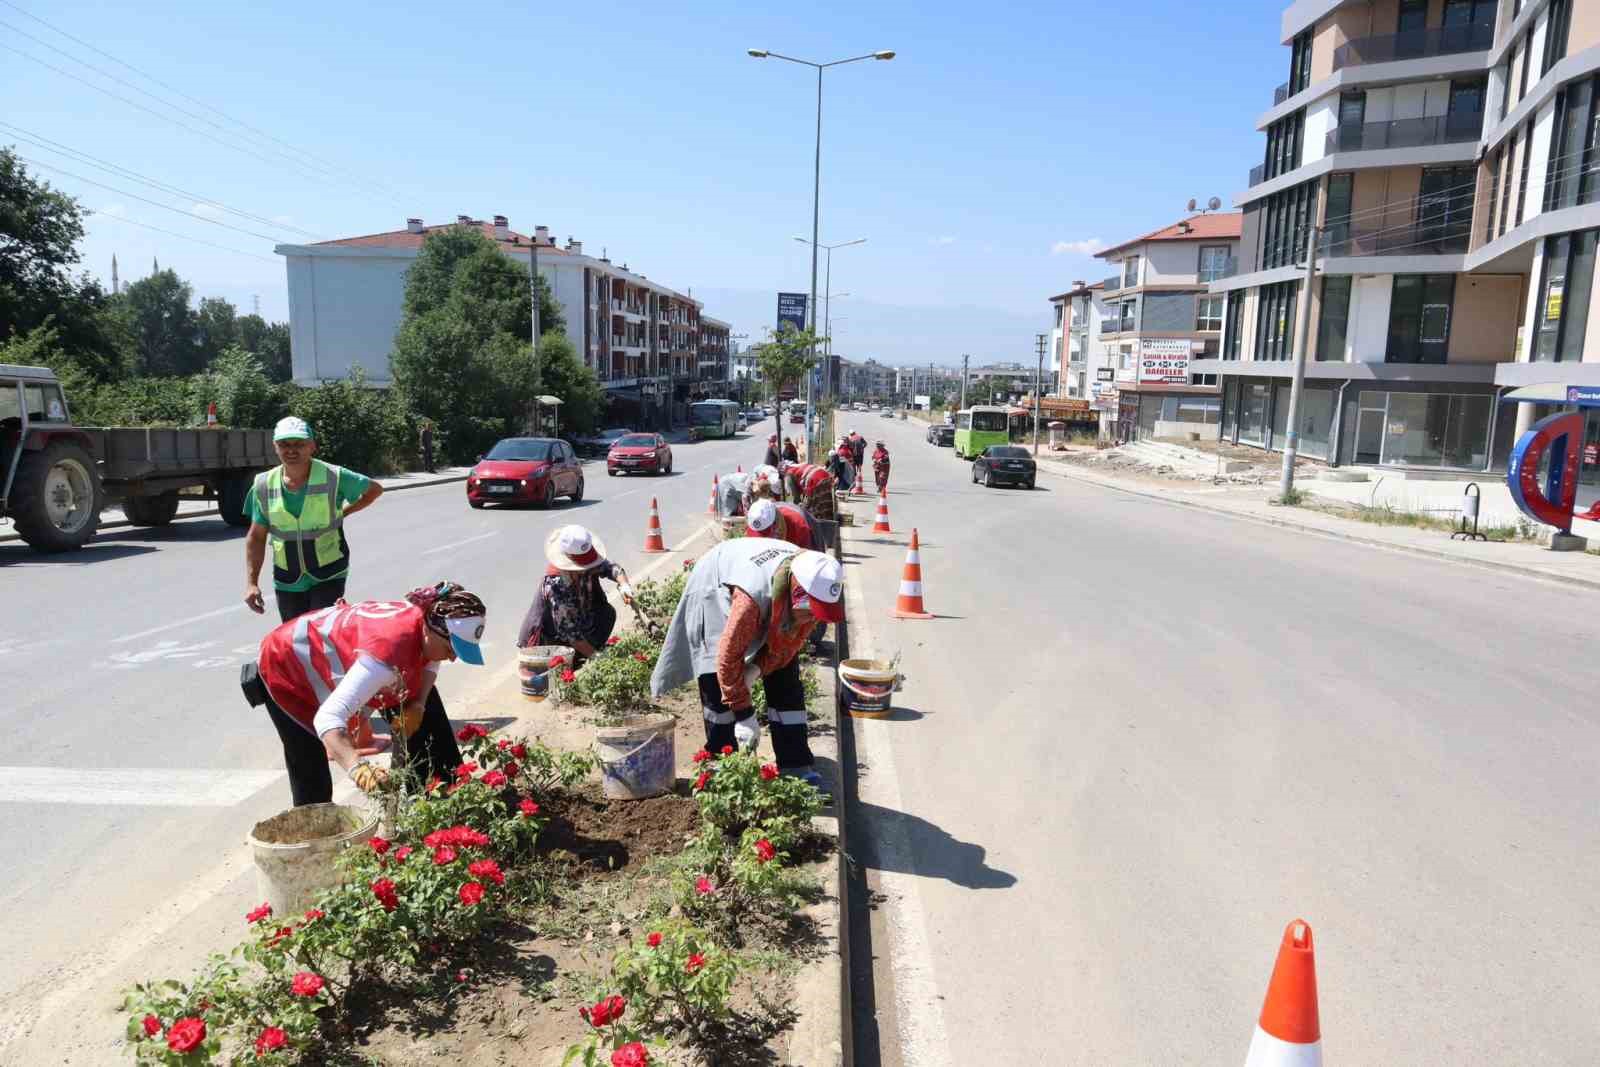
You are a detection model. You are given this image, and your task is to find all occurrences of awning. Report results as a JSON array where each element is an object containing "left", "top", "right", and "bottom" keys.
[{"left": 1503, "top": 383, "right": 1600, "bottom": 407}]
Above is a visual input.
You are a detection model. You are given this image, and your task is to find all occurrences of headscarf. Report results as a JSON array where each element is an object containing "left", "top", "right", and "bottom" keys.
[{"left": 405, "top": 581, "right": 487, "bottom": 637}]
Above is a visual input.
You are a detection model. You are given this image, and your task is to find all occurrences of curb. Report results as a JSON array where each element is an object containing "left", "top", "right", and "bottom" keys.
[{"left": 1037, "top": 460, "right": 1600, "bottom": 593}]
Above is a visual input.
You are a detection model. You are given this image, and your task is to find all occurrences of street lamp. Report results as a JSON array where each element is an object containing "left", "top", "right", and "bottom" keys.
[
  {"left": 750, "top": 47, "right": 894, "bottom": 451},
  {"left": 795, "top": 236, "right": 866, "bottom": 398}
]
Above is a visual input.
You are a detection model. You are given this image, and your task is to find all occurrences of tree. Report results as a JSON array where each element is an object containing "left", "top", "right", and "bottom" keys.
[
  {"left": 197, "top": 345, "right": 284, "bottom": 430},
  {"left": 754, "top": 326, "right": 821, "bottom": 444},
  {"left": 195, "top": 296, "right": 238, "bottom": 366},
  {"left": 236, "top": 314, "right": 292, "bottom": 382},
  {"left": 535, "top": 332, "right": 602, "bottom": 435},
  {"left": 123, "top": 269, "right": 202, "bottom": 377},
  {"left": 399, "top": 223, "right": 563, "bottom": 339},
  {"left": 289, "top": 367, "right": 409, "bottom": 474}
]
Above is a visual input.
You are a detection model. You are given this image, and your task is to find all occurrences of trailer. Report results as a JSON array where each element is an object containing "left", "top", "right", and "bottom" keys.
[{"left": 1, "top": 363, "right": 274, "bottom": 552}]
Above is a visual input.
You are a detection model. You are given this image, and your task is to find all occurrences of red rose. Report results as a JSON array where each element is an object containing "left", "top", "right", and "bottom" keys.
[
  {"left": 550, "top": 655, "right": 567, "bottom": 667},
  {"left": 371, "top": 877, "right": 399, "bottom": 911},
  {"left": 368, "top": 836, "right": 391, "bottom": 855},
  {"left": 426, "top": 775, "right": 443, "bottom": 794},
  {"left": 511, "top": 743, "right": 527, "bottom": 759},
  {"left": 584, "top": 993, "right": 626, "bottom": 1027},
  {"left": 632, "top": 652, "right": 648, "bottom": 662},
  {"left": 497, "top": 738, "right": 511, "bottom": 751},
  {"left": 754, "top": 838, "right": 776, "bottom": 863},
  {"left": 612, "top": 1042, "right": 649, "bottom": 1067},
  {"left": 290, "top": 971, "right": 324, "bottom": 998},
  {"left": 646, "top": 931, "right": 662, "bottom": 948},
  {"left": 481, "top": 770, "right": 508, "bottom": 788},
  {"left": 684, "top": 953, "right": 706, "bottom": 974},
  {"left": 245, "top": 902, "right": 272, "bottom": 924},
  {"left": 140, "top": 1014, "right": 162, "bottom": 1038},
  {"left": 468, "top": 858, "right": 505, "bottom": 886},
  {"left": 457, "top": 970, "right": 469, "bottom": 983},
  {"left": 454, "top": 762, "right": 478, "bottom": 779},
  {"left": 433, "top": 846, "right": 458, "bottom": 866},
  {"left": 269, "top": 925, "right": 294, "bottom": 946},
  {"left": 519, "top": 798, "right": 540, "bottom": 817},
  {"left": 458, "top": 881, "right": 486, "bottom": 906},
  {"left": 166, "top": 1016, "right": 205, "bottom": 1053},
  {"left": 692, "top": 749, "right": 710, "bottom": 763},
  {"left": 254, "top": 1026, "right": 286, "bottom": 1056},
  {"left": 457, "top": 827, "right": 491, "bottom": 847},
  {"left": 760, "top": 763, "right": 779, "bottom": 781},
  {"left": 502, "top": 761, "right": 520, "bottom": 778},
  {"left": 694, "top": 876, "right": 714, "bottom": 896},
  {"left": 393, "top": 846, "right": 412, "bottom": 863},
  {"left": 303, "top": 908, "right": 325, "bottom": 922},
  {"left": 456, "top": 723, "right": 488, "bottom": 742},
  {"left": 605, "top": 637, "right": 620, "bottom": 646},
  {"left": 693, "top": 770, "right": 710, "bottom": 791},
  {"left": 720, "top": 745, "right": 734, "bottom": 756},
  {"left": 560, "top": 669, "right": 576, "bottom": 683}
]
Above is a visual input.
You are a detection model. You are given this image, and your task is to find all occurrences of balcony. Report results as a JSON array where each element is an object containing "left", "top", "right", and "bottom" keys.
[
  {"left": 1273, "top": 80, "right": 1291, "bottom": 105},
  {"left": 1324, "top": 218, "right": 1471, "bottom": 257},
  {"left": 1248, "top": 162, "right": 1268, "bottom": 187},
  {"left": 1099, "top": 320, "right": 1123, "bottom": 336},
  {"left": 1101, "top": 274, "right": 1121, "bottom": 292},
  {"left": 1331, "top": 20, "right": 1493, "bottom": 71},
  {"left": 1324, "top": 110, "right": 1483, "bottom": 155}
]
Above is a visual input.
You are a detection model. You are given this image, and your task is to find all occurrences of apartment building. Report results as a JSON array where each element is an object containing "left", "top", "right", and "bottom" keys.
[
  {"left": 1048, "top": 281, "right": 1118, "bottom": 436},
  {"left": 698, "top": 316, "right": 731, "bottom": 398},
  {"left": 1094, "top": 213, "right": 1240, "bottom": 442},
  {"left": 1199, "top": 0, "right": 1600, "bottom": 474}
]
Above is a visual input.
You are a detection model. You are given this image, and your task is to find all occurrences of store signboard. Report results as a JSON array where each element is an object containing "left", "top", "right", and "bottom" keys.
[
  {"left": 1095, "top": 367, "right": 1115, "bottom": 382},
  {"left": 1138, "top": 339, "right": 1190, "bottom": 384}
]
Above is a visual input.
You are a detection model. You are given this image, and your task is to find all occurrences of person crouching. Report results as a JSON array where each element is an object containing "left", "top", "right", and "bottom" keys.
[{"left": 516, "top": 525, "right": 633, "bottom": 660}]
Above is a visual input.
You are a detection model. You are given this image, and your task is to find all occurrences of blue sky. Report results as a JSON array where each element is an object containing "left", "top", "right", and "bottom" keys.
[{"left": 3, "top": 0, "right": 1285, "bottom": 366}]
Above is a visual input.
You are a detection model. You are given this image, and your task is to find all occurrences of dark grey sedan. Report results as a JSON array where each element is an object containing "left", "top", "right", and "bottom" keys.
[{"left": 972, "top": 445, "right": 1036, "bottom": 489}]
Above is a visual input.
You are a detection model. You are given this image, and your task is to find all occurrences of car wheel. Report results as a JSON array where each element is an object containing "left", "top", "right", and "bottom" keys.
[
  {"left": 665, "top": 457, "right": 672, "bottom": 475},
  {"left": 538, "top": 482, "right": 556, "bottom": 509},
  {"left": 982, "top": 469, "right": 992, "bottom": 488},
  {"left": 971, "top": 465, "right": 979, "bottom": 483},
  {"left": 469, "top": 499, "right": 485, "bottom": 509},
  {"left": 1025, "top": 478, "right": 1035, "bottom": 490},
  {"left": 608, "top": 468, "right": 617, "bottom": 477},
  {"left": 571, "top": 477, "right": 584, "bottom": 502}
]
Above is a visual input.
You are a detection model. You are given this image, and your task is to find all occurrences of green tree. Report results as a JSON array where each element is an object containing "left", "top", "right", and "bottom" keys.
[
  {"left": 535, "top": 332, "right": 602, "bottom": 435},
  {"left": 198, "top": 345, "right": 284, "bottom": 430},
  {"left": 289, "top": 368, "right": 409, "bottom": 474},
  {"left": 195, "top": 296, "right": 237, "bottom": 366},
  {"left": 236, "top": 314, "right": 291, "bottom": 382},
  {"left": 123, "top": 269, "right": 202, "bottom": 377},
  {"left": 753, "top": 326, "right": 821, "bottom": 442},
  {"left": 399, "top": 224, "right": 563, "bottom": 337}
]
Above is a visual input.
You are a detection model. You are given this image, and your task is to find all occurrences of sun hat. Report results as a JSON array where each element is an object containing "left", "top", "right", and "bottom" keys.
[
  {"left": 273, "top": 416, "right": 313, "bottom": 442},
  {"left": 746, "top": 498, "right": 779, "bottom": 536},
  {"left": 789, "top": 550, "right": 844, "bottom": 623},
  {"left": 545, "top": 524, "right": 608, "bottom": 571}
]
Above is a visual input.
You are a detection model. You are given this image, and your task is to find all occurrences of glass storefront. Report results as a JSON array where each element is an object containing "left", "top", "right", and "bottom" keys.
[
  {"left": 1238, "top": 384, "right": 1269, "bottom": 444},
  {"left": 1337, "top": 389, "right": 1496, "bottom": 469}
]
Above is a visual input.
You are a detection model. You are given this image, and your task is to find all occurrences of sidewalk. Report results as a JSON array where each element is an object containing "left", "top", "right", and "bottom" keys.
[
  {"left": 0, "top": 466, "right": 471, "bottom": 544},
  {"left": 1036, "top": 453, "right": 1600, "bottom": 592}
]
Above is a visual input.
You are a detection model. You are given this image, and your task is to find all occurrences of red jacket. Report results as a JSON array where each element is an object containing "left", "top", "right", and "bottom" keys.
[
  {"left": 258, "top": 601, "right": 428, "bottom": 735},
  {"left": 749, "top": 503, "right": 815, "bottom": 550}
]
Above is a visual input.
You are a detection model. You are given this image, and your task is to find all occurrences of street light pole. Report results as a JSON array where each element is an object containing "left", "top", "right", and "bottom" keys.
[
  {"left": 1279, "top": 221, "right": 1323, "bottom": 500},
  {"left": 1033, "top": 333, "right": 1046, "bottom": 456}
]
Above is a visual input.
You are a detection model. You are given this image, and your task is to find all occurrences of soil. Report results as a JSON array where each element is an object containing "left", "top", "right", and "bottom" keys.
[
  {"left": 250, "top": 802, "right": 373, "bottom": 845},
  {"left": 536, "top": 786, "right": 700, "bottom": 875}
]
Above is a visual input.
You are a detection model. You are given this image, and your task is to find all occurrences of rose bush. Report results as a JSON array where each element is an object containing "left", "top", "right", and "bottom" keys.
[{"left": 562, "top": 632, "right": 662, "bottom": 720}]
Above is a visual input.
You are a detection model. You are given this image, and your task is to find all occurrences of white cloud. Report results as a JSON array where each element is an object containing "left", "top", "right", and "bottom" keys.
[
  {"left": 930, "top": 235, "right": 956, "bottom": 246},
  {"left": 1051, "top": 238, "right": 1106, "bottom": 257},
  {"left": 191, "top": 202, "right": 225, "bottom": 220}
]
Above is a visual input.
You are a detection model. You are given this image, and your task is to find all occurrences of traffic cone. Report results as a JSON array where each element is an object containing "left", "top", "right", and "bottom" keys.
[
  {"left": 643, "top": 497, "right": 666, "bottom": 553},
  {"left": 871, "top": 490, "right": 892, "bottom": 534},
  {"left": 737, "top": 464, "right": 743, "bottom": 474},
  {"left": 891, "top": 528, "right": 934, "bottom": 620},
  {"left": 1244, "top": 919, "right": 1321, "bottom": 1067},
  {"left": 706, "top": 474, "right": 719, "bottom": 515},
  {"left": 205, "top": 401, "right": 218, "bottom": 427}
]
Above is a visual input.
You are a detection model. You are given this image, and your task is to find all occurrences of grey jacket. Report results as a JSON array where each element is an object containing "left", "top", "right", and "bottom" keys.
[{"left": 650, "top": 538, "right": 801, "bottom": 697}]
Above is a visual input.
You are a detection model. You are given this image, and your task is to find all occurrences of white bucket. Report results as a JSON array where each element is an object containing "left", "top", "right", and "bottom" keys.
[
  {"left": 595, "top": 714, "right": 676, "bottom": 800},
  {"left": 519, "top": 644, "right": 575, "bottom": 702},
  {"left": 839, "top": 658, "right": 900, "bottom": 718},
  {"left": 247, "top": 802, "right": 379, "bottom": 917}
]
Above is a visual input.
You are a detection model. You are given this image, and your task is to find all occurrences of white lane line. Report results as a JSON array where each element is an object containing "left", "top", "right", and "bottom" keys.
[
  {"left": 422, "top": 530, "right": 499, "bottom": 556},
  {"left": 0, "top": 767, "right": 285, "bottom": 807},
  {"left": 843, "top": 569, "right": 953, "bottom": 1067},
  {"left": 112, "top": 603, "right": 251, "bottom": 645}
]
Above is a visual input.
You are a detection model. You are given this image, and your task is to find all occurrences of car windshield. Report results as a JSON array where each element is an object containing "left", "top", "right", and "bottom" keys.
[
  {"left": 972, "top": 411, "right": 1009, "bottom": 431},
  {"left": 600, "top": 429, "right": 631, "bottom": 440},
  {"left": 485, "top": 439, "right": 554, "bottom": 461},
  {"left": 991, "top": 446, "right": 1029, "bottom": 458},
  {"left": 616, "top": 435, "right": 656, "bottom": 448}
]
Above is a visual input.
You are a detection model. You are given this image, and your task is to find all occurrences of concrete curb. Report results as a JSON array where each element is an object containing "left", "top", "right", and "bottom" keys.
[{"left": 1037, "top": 460, "right": 1600, "bottom": 593}]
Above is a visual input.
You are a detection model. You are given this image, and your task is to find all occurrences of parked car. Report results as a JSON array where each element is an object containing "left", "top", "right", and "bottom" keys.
[
  {"left": 467, "top": 437, "right": 584, "bottom": 508},
  {"left": 972, "top": 445, "right": 1036, "bottom": 489},
  {"left": 789, "top": 410, "right": 804, "bottom": 424},
  {"left": 880, "top": 408, "right": 895, "bottom": 418},
  {"left": 929, "top": 425, "right": 955, "bottom": 447},
  {"left": 607, "top": 432, "right": 673, "bottom": 476},
  {"left": 574, "top": 427, "right": 632, "bottom": 457}
]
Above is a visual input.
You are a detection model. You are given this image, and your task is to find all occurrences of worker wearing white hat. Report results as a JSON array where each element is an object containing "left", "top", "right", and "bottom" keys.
[{"left": 516, "top": 525, "right": 633, "bottom": 658}]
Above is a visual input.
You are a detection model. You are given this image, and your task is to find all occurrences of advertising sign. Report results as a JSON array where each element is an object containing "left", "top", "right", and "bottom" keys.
[
  {"left": 1095, "top": 367, "right": 1115, "bottom": 382},
  {"left": 1567, "top": 385, "right": 1600, "bottom": 407},
  {"left": 776, "top": 292, "right": 808, "bottom": 334},
  {"left": 1138, "top": 339, "right": 1190, "bottom": 384}
]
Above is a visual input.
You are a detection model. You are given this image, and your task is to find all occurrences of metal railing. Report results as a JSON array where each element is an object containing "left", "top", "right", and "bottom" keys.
[
  {"left": 1273, "top": 80, "right": 1291, "bottom": 105},
  {"left": 1099, "top": 320, "right": 1121, "bottom": 335},
  {"left": 1325, "top": 109, "right": 1483, "bottom": 154},
  {"left": 1331, "top": 20, "right": 1493, "bottom": 71},
  {"left": 1323, "top": 218, "right": 1472, "bottom": 257},
  {"left": 1248, "top": 162, "right": 1268, "bottom": 187}
]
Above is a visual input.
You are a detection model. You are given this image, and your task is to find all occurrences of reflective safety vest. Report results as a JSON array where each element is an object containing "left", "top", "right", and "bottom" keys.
[
  {"left": 254, "top": 459, "right": 349, "bottom": 586},
  {"left": 258, "top": 600, "right": 428, "bottom": 734}
]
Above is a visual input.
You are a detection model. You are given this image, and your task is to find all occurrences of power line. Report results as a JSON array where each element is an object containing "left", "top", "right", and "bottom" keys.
[
  {"left": 18, "top": 155, "right": 284, "bottom": 243},
  {"left": 85, "top": 208, "right": 279, "bottom": 263},
  {"left": 0, "top": 122, "right": 324, "bottom": 240}
]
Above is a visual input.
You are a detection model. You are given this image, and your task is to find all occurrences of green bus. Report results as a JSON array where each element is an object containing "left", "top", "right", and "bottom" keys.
[
  {"left": 690, "top": 399, "right": 739, "bottom": 439},
  {"left": 953, "top": 405, "right": 1010, "bottom": 459}
]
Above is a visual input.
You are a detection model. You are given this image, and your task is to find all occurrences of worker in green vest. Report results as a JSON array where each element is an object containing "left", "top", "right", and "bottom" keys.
[{"left": 244, "top": 416, "right": 385, "bottom": 622}]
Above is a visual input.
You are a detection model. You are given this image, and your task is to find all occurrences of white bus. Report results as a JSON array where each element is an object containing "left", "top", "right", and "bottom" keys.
[{"left": 690, "top": 399, "right": 739, "bottom": 439}]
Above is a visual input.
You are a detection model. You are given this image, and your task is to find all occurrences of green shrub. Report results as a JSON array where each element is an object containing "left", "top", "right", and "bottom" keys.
[
  {"left": 563, "top": 632, "right": 662, "bottom": 721},
  {"left": 288, "top": 368, "right": 411, "bottom": 475},
  {"left": 628, "top": 572, "right": 686, "bottom": 635}
]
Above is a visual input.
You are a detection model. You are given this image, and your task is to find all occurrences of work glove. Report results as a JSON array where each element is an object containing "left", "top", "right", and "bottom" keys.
[
  {"left": 734, "top": 715, "right": 760, "bottom": 752},
  {"left": 350, "top": 762, "right": 389, "bottom": 794}
]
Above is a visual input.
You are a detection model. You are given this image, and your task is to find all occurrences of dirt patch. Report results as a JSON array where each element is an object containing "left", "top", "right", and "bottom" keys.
[
  {"left": 536, "top": 786, "right": 700, "bottom": 875},
  {"left": 249, "top": 802, "right": 372, "bottom": 845}
]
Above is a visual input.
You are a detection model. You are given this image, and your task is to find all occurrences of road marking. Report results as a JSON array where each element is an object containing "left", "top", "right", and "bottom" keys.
[
  {"left": 112, "top": 603, "right": 249, "bottom": 645},
  {"left": 843, "top": 568, "right": 953, "bottom": 1067},
  {"left": 98, "top": 638, "right": 220, "bottom": 669},
  {"left": 0, "top": 767, "right": 284, "bottom": 807},
  {"left": 422, "top": 531, "right": 498, "bottom": 555}
]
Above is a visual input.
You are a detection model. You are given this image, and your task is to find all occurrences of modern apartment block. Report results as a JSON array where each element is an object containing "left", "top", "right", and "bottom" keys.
[
  {"left": 1094, "top": 213, "right": 1241, "bottom": 442},
  {"left": 1201, "top": 0, "right": 1600, "bottom": 475}
]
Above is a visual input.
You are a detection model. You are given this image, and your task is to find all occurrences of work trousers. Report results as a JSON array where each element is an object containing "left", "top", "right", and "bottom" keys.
[
  {"left": 697, "top": 655, "right": 813, "bottom": 770},
  {"left": 262, "top": 686, "right": 460, "bottom": 807},
  {"left": 274, "top": 577, "right": 347, "bottom": 623}
]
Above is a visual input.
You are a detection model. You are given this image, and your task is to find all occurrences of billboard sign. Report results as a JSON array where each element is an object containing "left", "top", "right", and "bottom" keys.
[
  {"left": 1095, "top": 367, "right": 1115, "bottom": 382},
  {"left": 1138, "top": 339, "right": 1190, "bottom": 384},
  {"left": 776, "top": 292, "right": 808, "bottom": 334}
]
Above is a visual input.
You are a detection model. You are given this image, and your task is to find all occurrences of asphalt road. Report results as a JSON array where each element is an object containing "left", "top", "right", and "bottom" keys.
[
  {"left": 836, "top": 411, "right": 1600, "bottom": 1066},
  {"left": 0, "top": 426, "right": 773, "bottom": 1060}
]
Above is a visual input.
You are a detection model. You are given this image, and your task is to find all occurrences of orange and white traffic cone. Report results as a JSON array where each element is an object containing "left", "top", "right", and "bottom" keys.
[
  {"left": 643, "top": 497, "right": 666, "bottom": 553},
  {"left": 707, "top": 474, "right": 719, "bottom": 515},
  {"left": 1244, "top": 919, "right": 1321, "bottom": 1067},
  {"left": 871, "top": 490, "right": 892, "bottom": 534},
  {"left": 891, "top": 528, "right": 934, "bottom": 619},
  {"left": 205, "top": 401, "right": 218, "bottom": 427}
]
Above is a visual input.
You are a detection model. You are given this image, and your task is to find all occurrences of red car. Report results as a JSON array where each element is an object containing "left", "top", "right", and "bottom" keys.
[
  {"left": 466, "top": 437, "right": 584, "bottom": 508},
  {"left": 607, "top": 433, "right": 673, "bottom": 476}
]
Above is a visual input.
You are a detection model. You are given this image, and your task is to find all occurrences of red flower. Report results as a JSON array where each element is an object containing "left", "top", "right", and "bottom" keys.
[
  {"left": 468, "top": 858, "right": 505, "bottom": 886},
  {"left": 303, "top": 908, "right": 325, "bottom": 922},
  {"left": 684, "top": 953, "right": 706, "bottom": 975},
  {"left": 393, "top": 846, "right": 412, "bottom": 863},
  {"left": 605, "top": 637, "right": 620, "bottom": 646},
  {"left": 632, "top": 652, "right": 648, "bottom": 662},
  {"left": 612, "top": 1042, "right": 649, "bottom": 1067},
  {"left": 426, "top": 775, "right": 443, "bottom": 794},
  {"left": 693, "top": 770, "right": 710, "bottom": 791},
  {"left": 433, "top": 846, "right": 458, "bottom": 866},
  {"left": 646, "top": 931, "right": 662, "bottom": 948},
  {"left": 290, "top": 972, "right": 324, "bottom": 998},
  {"left": 457, "top": 827, "right": 491, "bottom": 847},
  {"left": 140, "top": 1014, "right": 162, "bottom": 1038},
  {"left": 481, "top": 770, "right": 508, "bottom": 788},
  {"left": 582, "top": 993, "right": 627, "bottom": 1028},
  {"left": 368, "top": 836, "right": 391, "bottom": 855},
  {"left": 456, "top": 969, "right": 470, "bottom": 983},
  {"left": 456, "top": 723, "right": 488, "bottom": 742},
  {"left": 691, "top": 749, "right": 711, "bottom": 763},
  {"left": 497, "top": 738, "right": 511, "bottom": 751},
  {"left": 458, "top": 881, "right": 486, "bottom": 906},
  {"left": 454, "top": 762, "right": 478, "bottom": 779},
  {"left": 502, "top": 761, "right": 520, "bottom": 778},
  {"left": 371, "top": 877, "right": 399, "bottom": 911},
  {"left": 694, "top": 876, "right": 714, "bottom": 896},
  {"left": 165, "top": 1016, "right": 205, "bottom": 1053},
  {"left": 720, "top": 745, "right": 734, "bottom": 756},
  {"left": 550, "top": 655, "right": 567, "bottom": 667},
  {"left": 560, "top": 669, "right": 576, "bottom": 683},
  {"left": 511, "top": 743, "right": 527, "bottom": 760},
  {"left": 754, "top": 838, "right": 776, "bottom": 863},
  {"left": 268, "top": 925, "right": 294, "bottom": 947},
  {"left": 519, "top": 798, "right": 540, "bottom": 818},
  {"left": 245, "top": 902, "right": 272, "bottom": 924},
  {"left": 254, "top": 1026, "right": 286, "bottom": 1056},
  {"left": 760, "top": 763, "right": 779, "bottom": 781}
]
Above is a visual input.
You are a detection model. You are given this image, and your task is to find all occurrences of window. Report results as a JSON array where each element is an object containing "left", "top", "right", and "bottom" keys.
[
  {"left": 1196, "top": 294, "right": 1225, "bottom": 331},
  {"left": 1258, "top": 180, "right": 1318, "bottom": 269},
  {"left": 1263, "top": 110, "right": 1305, "bottom": 181},
  {"left": 1544, "top": 0, "right": 1572, "bottom": 76},
  {"left": 1546, "top": 75, "right": 1600, "bottom": 212},
  {"left": 1417, "top": 165, "right": 1475, "bottom": 252},
  {"left": 1316, "top": 276, "right": 1352, "bottom": 361},
  {"left": 1499, "top": 130, "right": 1518, "bottom": 238},
  {"left": 1123, "top": 256, "right": 1140, "bottom": 288},
  {"left": 1118, "top": 346, "right": 1133, "bottom": 370},
  {"left": 1054, "top": 304, "right": 1064, "bottom": 327},
  {"left": 1120, "top": 301, "right": 1136, "bottom": 331},
  {"left": 1517, "top": 118, "right": 1535, "bottom": 225},
  {"left": 1288, "top": 29, "right": 1313, "bottom": 96},
  {"left": 1484, "top": 148, "right": 1503, "bottom": 239},
  {"left": 1386, "top": 274, "right": 1456, "bottom": 364},
  {"left": 1255, "top": 281, "right": 1299, "bottom": 362},
  {"left": 1519, "top": 27, "right": 1533, "bottom": 100},
  {"left": 1198, "top": 245, "right": 1231, "bottom": 282},
  {"left": 1223, "top": 293, "right": 1245, "bottom": 360},
  {"left": 1325, "top": 172, "right": 1353, "bottom": 251},
  {"left": 1534, "top": 229, "right": 1598, "bottom": 361}
]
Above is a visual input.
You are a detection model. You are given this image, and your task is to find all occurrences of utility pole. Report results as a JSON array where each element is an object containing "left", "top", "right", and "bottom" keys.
[
  {"left": 1033, "top": 333, "right": 1046, "bottom": 456},
  {"left": 529, "top": 232, "right": 542, "bottom": 429},
  {"left": 960, "top": 353, "right": 969, "bottom": 410},
  {"left": 1279, "top": 220, "right": 1323, "bottom": 500}
]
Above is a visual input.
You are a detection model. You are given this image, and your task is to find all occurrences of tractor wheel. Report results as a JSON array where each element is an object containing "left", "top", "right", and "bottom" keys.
[
  {"left": 10, "top": 440, "right": 103, "bottom": 552},
  {"left": 123, "top": 491, "right": 181, "bottom": 527}
]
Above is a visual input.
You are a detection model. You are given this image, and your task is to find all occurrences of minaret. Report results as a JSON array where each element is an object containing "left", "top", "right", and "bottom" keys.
[
  {"left": 152, "top": 256, "right": 159, "bottom": 275},
  {"left": 111, "top": 255, "right": 119, "bottom": 295}
]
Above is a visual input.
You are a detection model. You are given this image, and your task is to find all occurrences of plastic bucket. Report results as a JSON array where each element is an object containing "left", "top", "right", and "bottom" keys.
[
  {"left": 247, "top": 802, "right": 379, "bottom": 917},
  {"left": 518, "top": 644, "right": 574, "bottom": 702},
  {"left": 595, "top": 714, "right": 676, "bottom": 800},
  {"left": 839, "top": 659, "right": 899, "bottom": 718}
]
